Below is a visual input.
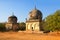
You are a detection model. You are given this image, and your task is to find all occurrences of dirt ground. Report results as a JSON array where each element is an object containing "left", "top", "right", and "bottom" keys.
[{"left": 0, "top": 31, "right": 60, "bottom": 40}]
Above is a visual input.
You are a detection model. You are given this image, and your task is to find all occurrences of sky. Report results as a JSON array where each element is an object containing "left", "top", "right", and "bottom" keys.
[{"left": 0, "top": 0, "right": 60, "bottom": 22}]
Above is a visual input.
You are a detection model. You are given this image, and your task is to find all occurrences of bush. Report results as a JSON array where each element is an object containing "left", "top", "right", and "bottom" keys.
[{"left": 0, "top": 23, "right": 6, "bottom": 32}]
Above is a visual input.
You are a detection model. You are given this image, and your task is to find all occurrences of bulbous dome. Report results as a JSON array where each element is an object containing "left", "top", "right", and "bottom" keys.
[
  {"left": 29, "top": 8, "right": 42, "bottom": 20},
  {"left": 8, "top": 15, "right": 17, "bottom": 23},
  {"left": 9, "top": 15, "right": 17, "bottom": 19}
]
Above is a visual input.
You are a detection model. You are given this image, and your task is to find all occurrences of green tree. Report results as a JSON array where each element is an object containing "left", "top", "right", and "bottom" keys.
[
  {"left": 19, "top": 22, "right": 26, "bottom": 31},
  {"left": 0, "top": 23, "right": 6, "bottom": 32},
  {"left": 43, "top": 10, "right": 60, "bottom": 32}
]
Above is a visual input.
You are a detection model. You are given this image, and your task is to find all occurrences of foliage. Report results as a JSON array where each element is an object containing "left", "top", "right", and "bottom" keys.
[
  {"left": 19, "top": 22, "right": 26, "bottom": 31},
  {"left": 43, "top": 10, "right": 60, "bottom": 31},
  {"left": 0, "top": 23, "right": 6, "bottom": 32}
]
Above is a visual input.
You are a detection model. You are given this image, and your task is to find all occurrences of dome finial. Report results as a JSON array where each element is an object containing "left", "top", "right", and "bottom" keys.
[
  {"left": 12, "top": 12, "right": 14, "bottom": 16},
  {"left": 35, "top": 5, "right": 37, "bottom": 10}
]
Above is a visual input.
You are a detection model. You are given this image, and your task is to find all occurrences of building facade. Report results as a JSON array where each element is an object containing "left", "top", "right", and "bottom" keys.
[
  {"left": 26, "top": 7, "right": 43, "bottom": 32},
  {"left": 5, "top": 14, "right": 19, "bottom": 31}
]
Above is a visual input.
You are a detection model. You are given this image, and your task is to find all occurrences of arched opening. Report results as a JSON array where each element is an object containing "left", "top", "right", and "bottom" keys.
[{"left": 32, "top": 27, "right": 34, "bottom": 31}]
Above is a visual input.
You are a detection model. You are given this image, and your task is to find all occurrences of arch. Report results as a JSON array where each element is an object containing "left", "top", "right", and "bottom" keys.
[
  {"left": 34, "top": 24, "right": 36, "bottom": 30},
  {"left": 34, "top": 23, "right": 39, "bottom": 30},
  {"left": 26, "top": 23, "right": 29, "bottom": 30},
  {"left": 32, "top": 27, "right": 34, "bottom": 31},
  {"left": 27, "top": 23, "right": 32, "bottom": 30}
]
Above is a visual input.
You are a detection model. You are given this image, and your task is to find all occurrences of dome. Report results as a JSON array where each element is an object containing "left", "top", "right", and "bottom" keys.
[
  {"left": 8, "top": 14, "right": 17, "bottom": 23},
  {"left": 9, "top": 15, "right": 17, "bottom": 19},
  {"left": 29, "top": 8, "right": 42, "bottom": 20}
]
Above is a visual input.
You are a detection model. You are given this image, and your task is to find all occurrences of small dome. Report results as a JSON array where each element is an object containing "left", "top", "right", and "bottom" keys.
[
  {"left": 8, "top": 14, "right": 17, "bottom": 23},
  {"left": 9, "top": 15, "right": 17, "bottom": 19},
  {"left": 29, "top": 8, "right": 42, "bottom": 20},
  {"left": 9, "top": 15, "right": 17, "bottom": 18}
]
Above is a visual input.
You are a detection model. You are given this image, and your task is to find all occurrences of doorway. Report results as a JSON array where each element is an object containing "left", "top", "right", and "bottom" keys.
[{"left": 32, "top": 27, "right": 34, "bottom": 31}]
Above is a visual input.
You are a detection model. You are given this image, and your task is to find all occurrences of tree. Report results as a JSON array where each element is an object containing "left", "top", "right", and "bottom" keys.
[
  {"left": 43, "top": 10, "right": 60, "bottom": 32},
  {"left": 0, "top": 23, "right": 6, "bottom": 32},
  {"left": 19, "top": 22, "right": 26, "bottom": 31}
]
